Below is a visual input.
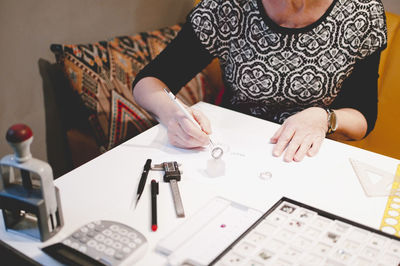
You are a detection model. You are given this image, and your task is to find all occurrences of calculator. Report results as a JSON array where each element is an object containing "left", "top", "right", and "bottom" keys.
[{"left": 42, "top": 220, "right": 148, "bottom": 266}]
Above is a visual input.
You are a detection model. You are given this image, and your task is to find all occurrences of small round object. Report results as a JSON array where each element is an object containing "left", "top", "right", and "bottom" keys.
[
  {"left": 385, "top": 217, "right": 398, "bottom": 225},
  {"left": 337, "top": 249, "right": 345, "bottom": 255},
  {"left": 6, "top": 124, "right": 33, "bottom": 143},
  {"left": 259, "top": 171, "right": 272, "bottom": 180},
  {"left": 388, "top": 210, "right": 400, "bottom": 217},
  {"left": 391, "top": 203, "right": 400, "bottom": 209},
  {"left": 381, "top": 226, "right": 396, "bottom": 235},
  {"left": 211, "top": 146, "right": 224, "bottom": 159},
  {"left": 394, "top": 197, "right": 400, "bottom": 203}
]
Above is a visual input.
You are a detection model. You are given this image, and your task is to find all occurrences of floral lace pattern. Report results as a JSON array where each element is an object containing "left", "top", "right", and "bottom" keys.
[{"left": 190, "top": 0, "right": 387, "bottom": 123}]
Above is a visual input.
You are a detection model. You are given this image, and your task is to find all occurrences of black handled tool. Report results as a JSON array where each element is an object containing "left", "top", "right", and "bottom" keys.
[
  {"left": 135, "top": 159, "right": 152, "bottom": 208},
  {"left": 151, "top": 179, "right": 159, "bottom": 231}
]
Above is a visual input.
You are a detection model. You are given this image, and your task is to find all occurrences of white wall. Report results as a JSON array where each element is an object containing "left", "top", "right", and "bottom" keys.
[
  {"left": 383, "top": 0, "right": 400, "bottom": 14},
  {"left": 0, "top": 0, "right": 194, "bottom": 176}
]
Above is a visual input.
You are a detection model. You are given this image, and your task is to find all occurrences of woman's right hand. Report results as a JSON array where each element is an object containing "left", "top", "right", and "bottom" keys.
[
  {"left": 133, "top": 77, "right": 211, "bottom": 149},
  {"left": 166, "top": 105, "right": 212, "bottom": 149}
]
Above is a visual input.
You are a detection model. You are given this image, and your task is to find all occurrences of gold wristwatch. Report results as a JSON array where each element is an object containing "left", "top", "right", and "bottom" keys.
[{"left": 326, "top": 108, "right": 338, "bottom": 135}]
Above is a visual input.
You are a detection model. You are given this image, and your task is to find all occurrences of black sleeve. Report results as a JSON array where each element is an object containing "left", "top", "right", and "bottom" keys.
[
  {"left": 132, "top": 21, "right": 215, "bottom": 94},
  {"left": 330, "top": 50, "right": 382, "bottom": 137}
]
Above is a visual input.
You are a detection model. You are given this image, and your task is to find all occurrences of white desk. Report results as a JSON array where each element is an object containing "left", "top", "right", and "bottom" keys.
[{"left": 1, "top": 102, "right": 399, "bottom": 265}]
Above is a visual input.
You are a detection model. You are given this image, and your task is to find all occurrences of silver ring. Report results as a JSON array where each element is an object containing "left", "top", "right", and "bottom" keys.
[{"left": 259, "top": 171, "right": 272, "bottom": 180}]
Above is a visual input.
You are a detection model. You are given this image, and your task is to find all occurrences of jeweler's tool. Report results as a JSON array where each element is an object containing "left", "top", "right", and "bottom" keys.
[
  {"left": 163, "top": 88, "right": 223, "bottom": 159},
  {"left": 152, "top": 162, "right": 185, "bottom": 217},
  {"left": 135, "top": 159, "right": 152, "bottom": 208}
]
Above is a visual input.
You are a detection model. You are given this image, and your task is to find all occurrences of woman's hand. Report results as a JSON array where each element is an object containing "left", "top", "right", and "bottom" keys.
[
  {"left": 166, "top": 105, "right": 212, "bottom": 149},
  {"left": 270, "top": 107, "right": 328, "bottom": 162},
  {"left": 133, "top": 77, "right": 212, "bottom": 149}
]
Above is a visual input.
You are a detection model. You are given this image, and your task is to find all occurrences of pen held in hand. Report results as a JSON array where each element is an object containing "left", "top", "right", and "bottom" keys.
[{"left": 163, "top": 88, "right": 224, "bottom": 160}]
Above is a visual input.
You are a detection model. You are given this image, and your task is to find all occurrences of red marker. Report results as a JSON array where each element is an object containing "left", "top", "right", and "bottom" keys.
[{"left": 151, "top": 180, "right": 159, "bottom": 231}]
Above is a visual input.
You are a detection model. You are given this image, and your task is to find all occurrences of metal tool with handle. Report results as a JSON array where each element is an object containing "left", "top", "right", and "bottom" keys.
[{"left": 152, "top": 161, "right": 185, "bottom": 218}]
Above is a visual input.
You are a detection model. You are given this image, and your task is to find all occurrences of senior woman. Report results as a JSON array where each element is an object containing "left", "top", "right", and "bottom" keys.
[{"left": 132, "top": 0, "right": 387, "bottom": 162}]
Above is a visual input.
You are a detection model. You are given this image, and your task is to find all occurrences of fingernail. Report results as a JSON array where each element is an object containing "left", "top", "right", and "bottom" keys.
[
  {"left": 284, "top": 157, "right": 292, "bottom": 162},
  {"left": 294, "top": 157, "right": 301, "bottom": 162}
]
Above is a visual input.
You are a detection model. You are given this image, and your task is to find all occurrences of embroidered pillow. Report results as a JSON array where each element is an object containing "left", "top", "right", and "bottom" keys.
[{"left": 52, "top": 24, "right": 214, "bottom": 150}]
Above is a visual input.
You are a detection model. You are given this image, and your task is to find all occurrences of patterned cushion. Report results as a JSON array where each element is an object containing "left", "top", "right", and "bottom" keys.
[{"left": 51, "top": 24, "right": 214, "bottom": 151}]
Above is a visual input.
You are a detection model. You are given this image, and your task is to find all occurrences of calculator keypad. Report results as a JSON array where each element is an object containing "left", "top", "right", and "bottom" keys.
[{"left": 62, "top": 220, "right": 147, "bottom": 265}]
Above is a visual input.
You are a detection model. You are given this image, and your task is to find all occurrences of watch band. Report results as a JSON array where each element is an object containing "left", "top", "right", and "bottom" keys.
[{"left": 326, "top": 108, "right": 337, "bottom": 135}]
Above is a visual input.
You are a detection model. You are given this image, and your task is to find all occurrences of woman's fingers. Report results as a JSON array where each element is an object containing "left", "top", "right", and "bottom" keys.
[
  {"left": 191, "top": 108, "right": 212, "bottom": 135},
  {"left": 167, "top": 106, "right": 210, "bottom": 148},
  {"left": 272, "top": 125, "right": 294, "bottom": 157},
  {"left": 292, "top": 134, "right": 314, "bottom": 162},
  {"left": 307, "top": 135, "right": 324, "bottom": 157},
  {"left": 270, "top": 123, "right": 285, "bottom": 144},
  {"left": 168, "top": 121, "right": 198, "bottom": 148},
  {"left": 282, "top": 134, "right": 303, "bottom": 162},
  {"left": 271, "top": 107, "right": 327, "bottom": 162}
]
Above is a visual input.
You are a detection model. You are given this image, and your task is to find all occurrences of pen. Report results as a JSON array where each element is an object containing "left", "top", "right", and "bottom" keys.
[
  {"left": 151, "top": 179, "right": 159, "bottom": 231},
  {"left": 135, "top": 159, "right": 152, "bottom": 208},
  {"left": 163, "top": 88, "right": 223, "bottom": 159}
]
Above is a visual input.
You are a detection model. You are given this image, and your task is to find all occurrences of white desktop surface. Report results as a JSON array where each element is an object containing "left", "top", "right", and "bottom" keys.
[{"left": 1, "top": 102, "right": 399, "bottom": 265}]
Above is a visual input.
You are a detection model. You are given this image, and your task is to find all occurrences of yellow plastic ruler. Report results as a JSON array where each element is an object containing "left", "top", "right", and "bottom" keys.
[{"left": 380, "top": 164, "right": 400, "bottom": 236}]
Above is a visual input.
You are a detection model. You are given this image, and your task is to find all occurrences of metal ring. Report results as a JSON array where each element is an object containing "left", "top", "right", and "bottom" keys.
[
  {"left": 259, "top": 171, "right": 272, "bottom": 180},
  {"left": 211, "top": 146, "right": 224, "bottom": 159}
]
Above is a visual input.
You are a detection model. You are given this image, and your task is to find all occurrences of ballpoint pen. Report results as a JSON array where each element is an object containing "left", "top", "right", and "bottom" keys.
[
  {"left": 135, "top": 159, "right": 152, "bottom": 208},
  {"left": 151, "top": 179, "right": 159, "bottom": 231},
  {"left": 163, "top": 87, "right": 223, "bottom": 159}
]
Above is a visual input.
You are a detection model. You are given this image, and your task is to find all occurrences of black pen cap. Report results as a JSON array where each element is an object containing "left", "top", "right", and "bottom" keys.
[{"left": 151, "top": 179, "right": 159, "bottom": 195}]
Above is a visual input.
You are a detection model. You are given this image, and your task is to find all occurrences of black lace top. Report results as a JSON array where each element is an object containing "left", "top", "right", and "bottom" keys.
[{"left": 133, "top": 0, "right": 387, "bottom": 135}]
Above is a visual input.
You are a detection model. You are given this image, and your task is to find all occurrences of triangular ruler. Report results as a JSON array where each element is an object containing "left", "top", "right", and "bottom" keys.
[{"left": 349, "top": 158, "right": 395, "bottom": 197}]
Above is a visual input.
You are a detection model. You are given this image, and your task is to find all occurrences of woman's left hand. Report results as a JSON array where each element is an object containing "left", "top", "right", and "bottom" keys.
[{"left": 270, "top": 107, "right": 328, "bottom": 162}]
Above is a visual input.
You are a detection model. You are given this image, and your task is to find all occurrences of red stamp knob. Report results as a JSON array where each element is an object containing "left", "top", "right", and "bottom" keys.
[{"left": 6, "top": 124, "right": 33, "bottom": 143}]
